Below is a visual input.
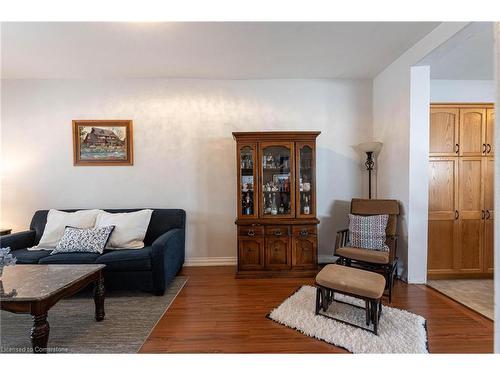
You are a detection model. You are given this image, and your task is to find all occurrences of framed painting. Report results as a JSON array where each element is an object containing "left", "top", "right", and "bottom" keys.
[{"left": 72, "top": 120, "right": 133, "bottom": 166}]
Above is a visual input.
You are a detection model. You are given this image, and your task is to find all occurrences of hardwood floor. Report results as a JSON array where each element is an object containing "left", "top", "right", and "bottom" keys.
[{"left": 139, "top": 266, "right": 494, "bottom": 353}]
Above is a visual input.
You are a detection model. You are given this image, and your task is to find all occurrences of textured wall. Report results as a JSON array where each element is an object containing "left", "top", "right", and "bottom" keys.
[{"left": 1, "top": 78, "right": 372, "bottom": 263}]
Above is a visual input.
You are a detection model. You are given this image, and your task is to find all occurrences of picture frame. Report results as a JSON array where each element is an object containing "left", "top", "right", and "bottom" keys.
[{"left": 72, "top": 120, "right": 133, "bottom": 166}]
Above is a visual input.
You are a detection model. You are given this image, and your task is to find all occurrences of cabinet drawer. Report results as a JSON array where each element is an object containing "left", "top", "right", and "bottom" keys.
[
  {"left": 238, "top": 225, "right": 264, "bottom": 237},
  {"left": 265, "top": 225, "right": 291, "bottom": 237},
  {"left": 292, "top": 225, "right": 317, "bottom": 237}
]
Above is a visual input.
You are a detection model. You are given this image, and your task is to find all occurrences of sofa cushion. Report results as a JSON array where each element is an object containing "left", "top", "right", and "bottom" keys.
[
  {"left": 11, "top": 248, "right": 52, "bottom": 264},
  {"left": 95, "top": 247, "right": 152, "bottom": 271},
  {"left": 38, "top": 252, "right": 100, "bottom": 264}
]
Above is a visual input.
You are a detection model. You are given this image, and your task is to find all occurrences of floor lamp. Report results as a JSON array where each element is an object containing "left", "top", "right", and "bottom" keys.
[{"left": 357, "top": 142, "right": 383, "bottom": 199}]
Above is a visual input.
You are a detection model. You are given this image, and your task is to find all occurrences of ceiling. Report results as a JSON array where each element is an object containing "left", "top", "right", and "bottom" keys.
[
  {"left": 418, "top": 22, "right": 494, "bottom": 79},
  {"left": 1, "top": 22, "right": 440, "bottom": 79}
]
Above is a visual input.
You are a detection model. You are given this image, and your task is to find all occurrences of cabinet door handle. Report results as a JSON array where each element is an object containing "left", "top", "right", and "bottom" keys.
[
  {"left": 274, "top": 230, "right": 282, "bottom": 236},
  {"left": 487, "top": 144, "right": 492, "bottom": 153},
  {"left": 247, "top": 230, "right": 255, "bottom": 237},
  {"left": 455, "top": 210, "right": 459, "bottom": 220},
  {"left": 481, "top": 210, "right": 485, "bottom": 219},
  {"left": 299, "top": 229, "right": 308, "bottom": 237},
  {"left": 486, "top": 210, "right": 491, "bottom": 219},
  {"left": 483, "top": 143, "right": 487, "bottom": 153},
  {"left": 455, "top": 144, "right": 459, "bottom": 154}
]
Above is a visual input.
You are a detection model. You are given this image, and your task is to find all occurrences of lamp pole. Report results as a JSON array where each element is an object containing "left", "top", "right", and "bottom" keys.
[{"left": 365, "top": 151, "right": 374, "bottom": 199}]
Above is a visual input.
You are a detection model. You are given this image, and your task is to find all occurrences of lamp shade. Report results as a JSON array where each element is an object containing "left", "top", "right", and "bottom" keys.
[{"left": 357, "top": 141, "right": 383, "bottom": 154}]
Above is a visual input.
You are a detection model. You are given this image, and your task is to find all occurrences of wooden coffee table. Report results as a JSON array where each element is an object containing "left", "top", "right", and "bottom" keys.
[{"left": 0, "top": 264, "right": 105, "bottom": 353}]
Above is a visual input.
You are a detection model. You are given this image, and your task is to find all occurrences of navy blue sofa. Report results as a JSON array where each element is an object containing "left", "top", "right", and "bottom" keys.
[{"left": 0, "top": 209, "right": 186, "bottom": 295}]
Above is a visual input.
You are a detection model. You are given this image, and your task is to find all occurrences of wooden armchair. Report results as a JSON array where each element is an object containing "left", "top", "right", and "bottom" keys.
[{"left": 334, "top": 198, "right": 400, "bottom": 302}]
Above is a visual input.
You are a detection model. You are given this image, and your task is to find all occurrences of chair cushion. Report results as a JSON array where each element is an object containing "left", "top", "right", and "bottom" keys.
[
  {"left": 10, "top": 248, "right": 52, "bottom": 264},
  {"left": 38, "top": 252, "right": 100, "bottom": 264},
  {"left": 336, "top": 246, "right": 390, "bottom": 264},
  {"left": 316, "top": 264, "right": 386, "bottom": 299},
  {"left": 95, "top": 247, "right": 152, "bottom": 271}
]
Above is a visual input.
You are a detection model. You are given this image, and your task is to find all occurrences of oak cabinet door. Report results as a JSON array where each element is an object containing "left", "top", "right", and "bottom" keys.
[
  {"left": 238, "top": 237, "right": 265, "bottom": 270},
  {"left": 265, "top": 237, "right": 291, "bottom": 270},
  {"left": 483, "top": 156, "right": 494, "bottom": 273},
  {"left": 428, "top": 157, "right": 459, "bottom": 273},
  {"left": 430, "top": 108, "right": 459, "bottom": 156},
  {"left": 292, "top": 236, "right": 317, "bottom": 269},
  {"left": 459, "top": 108, "right": 486, "bottom": 156},
  {"left": 458, "top": 157, "right": 484, "bottom": 272},
  {"left": 486, "top": 109, "right": 495, "bottom": 156},
  {"left": 484, "top": 216, "right": 494, "bottom": 273}
]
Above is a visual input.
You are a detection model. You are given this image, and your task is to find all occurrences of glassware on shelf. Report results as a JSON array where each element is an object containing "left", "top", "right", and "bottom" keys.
[
  {"left": 262, "top": 145, "right": 292, "bottom": 216},
  {"left": 299, "top": 146, "right": 313, "bottom": 216},
  {"left": 240, "top": 146, "right": 255, "bottom": 216}
]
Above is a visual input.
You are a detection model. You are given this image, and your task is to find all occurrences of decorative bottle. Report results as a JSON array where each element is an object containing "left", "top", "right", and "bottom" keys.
[
  {"left": 271, "top": 193, "right": 278, "bottom": 215},
  {"left": 303, "top": 195, "right": 310, "bottom": 215}
]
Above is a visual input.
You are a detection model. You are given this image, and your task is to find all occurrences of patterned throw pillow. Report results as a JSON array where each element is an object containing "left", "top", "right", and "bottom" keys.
[
  {"left": 348, "top": 214, "right": 389, "bottom": 252},
  {"left": 51, "top": 226, "right": 115, "bottom": 255}
]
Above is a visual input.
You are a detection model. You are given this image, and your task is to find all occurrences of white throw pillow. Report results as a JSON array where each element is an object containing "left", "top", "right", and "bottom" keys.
[
  {"left": 29, "top": 209, "right": 101, "bottom": 251},
  {"left": 94, "top": 209, "right": 153, "bottom": 249}
]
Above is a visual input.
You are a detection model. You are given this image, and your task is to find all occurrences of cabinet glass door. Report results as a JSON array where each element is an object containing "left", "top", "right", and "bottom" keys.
[
  {"left": 238, "top": 144, "right": 257, "bottom": 218},
  {"left": 297, "top": 143, "right": 315, "bottom": 217},
  {"left": 260, "top": 142, "right": 294, "bottom": 217}
]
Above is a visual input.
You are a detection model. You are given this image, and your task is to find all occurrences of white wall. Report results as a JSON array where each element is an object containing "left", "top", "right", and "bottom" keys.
[
  {"left": 0, "top": 78, "right": 372, "bottom": 264},
  {"left": 431, "top": 79, "right": 495, "bottom": 102},
  {"left": 373, "top": 22, "right": 468, "bottom": 281},
  {"left": 408, "top": 66, "right": 430, "bottom": 283}
]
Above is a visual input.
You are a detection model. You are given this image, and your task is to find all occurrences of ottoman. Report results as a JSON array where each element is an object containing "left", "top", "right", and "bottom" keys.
[{"left": 315, "top": 264, "right": 386, "bottom": 335}]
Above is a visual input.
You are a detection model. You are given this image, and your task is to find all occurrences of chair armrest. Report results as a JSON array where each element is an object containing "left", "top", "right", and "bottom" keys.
[
  {"left": 386, "top": 235, "right": 398, "bottom": 262},
  {"left": 335, "top": 229, "right": 349, "bottom": 252},
  {"left": 0, "top": 230, "right": 36, "bottom": 250}
]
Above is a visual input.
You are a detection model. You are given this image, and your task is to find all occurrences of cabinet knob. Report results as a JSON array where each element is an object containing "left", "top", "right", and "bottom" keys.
[
  {"left": 299, "top": 229, "right": 308, "bottom": 237},
  {"left": 274, "top": 230, "right": 282, "bottom": 236},
  {"left": 247, "top": 230, "right": 255, "bottom": 237}
]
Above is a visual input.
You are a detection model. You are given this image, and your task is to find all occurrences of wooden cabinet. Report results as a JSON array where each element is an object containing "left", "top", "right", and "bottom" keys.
[
  {"left": 430, "top": 107, "right": 459, "bottom": 156},
  {"left": 233, "top": 131, "right": 320, "bottom": 277},
  {"left": 484, "top": 157, "right": 494, "bottom": 273},
  {"left": 486, "top": 109, "right": 495, "bottom": 156},
  {"left": 459, "top": 108, "right": 486, "bottom": 156},
  {"left": 428, "top": 157, "right": 458, "bottom": 275},
  {"left": 428, "top": 104, "right": 494, "bottom": 279}
]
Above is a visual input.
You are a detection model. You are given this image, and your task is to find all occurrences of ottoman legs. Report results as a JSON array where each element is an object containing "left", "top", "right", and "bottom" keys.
[{"left": 315, "top": 285, "right": 382, "bottom": 335}]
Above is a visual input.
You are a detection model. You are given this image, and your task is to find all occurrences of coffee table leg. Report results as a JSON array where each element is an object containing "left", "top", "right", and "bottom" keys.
[
  {"left": 31, "top": 313, "right": 50, "bottom": 353},
  {"left": 94, "top": 273, "right": 105, "bottom": 321}
]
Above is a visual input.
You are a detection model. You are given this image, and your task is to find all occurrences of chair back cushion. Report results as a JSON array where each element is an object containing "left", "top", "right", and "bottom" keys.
[
  {"left": 348, "top": 214, "right": 389, "bottom": 251},
  {"left": 350, "top": 198, "right": 400, "bottom": 236}
]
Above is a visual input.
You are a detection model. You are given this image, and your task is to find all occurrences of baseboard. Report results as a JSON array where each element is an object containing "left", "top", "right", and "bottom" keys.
[{"left": 184, "top": 257, "right": 237, "bottom": 267}]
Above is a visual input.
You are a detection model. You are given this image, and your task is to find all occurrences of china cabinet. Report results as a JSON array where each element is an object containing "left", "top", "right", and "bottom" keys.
[{"left": 233, "top": 131, "right": 320, "bottom": 277}]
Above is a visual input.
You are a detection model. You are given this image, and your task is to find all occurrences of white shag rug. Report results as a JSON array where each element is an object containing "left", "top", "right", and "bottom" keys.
[{"left": 268, "top": 285, "right": 429, "bottom": 353}]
